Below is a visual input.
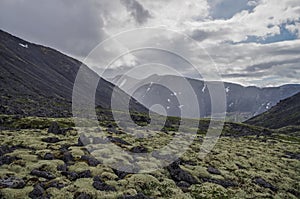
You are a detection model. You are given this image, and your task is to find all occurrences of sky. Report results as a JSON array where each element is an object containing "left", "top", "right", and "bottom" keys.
[{"left": 0, "top": 0, "right": 299, "bottom": 87}]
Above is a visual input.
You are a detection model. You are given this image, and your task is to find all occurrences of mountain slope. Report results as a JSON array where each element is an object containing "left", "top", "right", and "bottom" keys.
[
  {"left": 0, "top": 29, "right": 146, "bottom": 117},
  {"left": 111, "top": 75, "right": 300, "bottom": 121},
  {"left": 245, "top": 92, "right": 300, "bottom": 129}
]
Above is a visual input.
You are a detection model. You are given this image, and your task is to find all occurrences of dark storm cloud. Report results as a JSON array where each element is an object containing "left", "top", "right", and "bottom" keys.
[
  {"left": 120, "top": 0, "right": 151, "bottom": 25},
  {"left": 0, "top": 0, "right": 105, "bottom": 58}
]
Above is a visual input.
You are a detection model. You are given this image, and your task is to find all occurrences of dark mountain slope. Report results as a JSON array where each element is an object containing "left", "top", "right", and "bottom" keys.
[
  {"left": 0, "top": 29, "right": 146, "bottom": 117},
  {"left": 245, "top": 92, "right": 300, "bottom": 129}
]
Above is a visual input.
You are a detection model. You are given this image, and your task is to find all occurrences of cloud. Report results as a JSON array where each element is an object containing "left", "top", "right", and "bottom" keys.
[
  {"left": 0, "top": 0, "right": 299, "bottom": 87},
  {"left": 0, "top": 0, "right": 106, "bottom": 58},
  {"left": 120, "top": 0, "right": 152, "bottom": 25}
]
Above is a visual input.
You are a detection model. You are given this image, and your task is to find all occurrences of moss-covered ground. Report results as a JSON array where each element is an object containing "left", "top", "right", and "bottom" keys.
[{"left": 0, "top": 116, "right": 299, "bottom": 198}]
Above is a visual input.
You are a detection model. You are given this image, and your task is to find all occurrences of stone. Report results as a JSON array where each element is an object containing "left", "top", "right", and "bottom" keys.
[
  {"left": 30, "top": 169, "right": 55, "bottom": 180},
  {"left": 253, "top": 177, "right": 278, "bottom": 191},
  {"left": 0, "top": 177, "right": 25, "bottom": 189},
  {"left": 207, "top": 166, "right": 221, "bottom": 175}
]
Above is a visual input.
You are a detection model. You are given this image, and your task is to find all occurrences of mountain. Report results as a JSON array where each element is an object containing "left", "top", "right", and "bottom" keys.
[
  {"left": 110, "top": 74, "right": 300, "bottom": 121},
  {"left": 0, "top": 30, "right": 147, "bottom": 117},
  {"left": 245, "top": 92, "right": 300, "bottom": 129}
]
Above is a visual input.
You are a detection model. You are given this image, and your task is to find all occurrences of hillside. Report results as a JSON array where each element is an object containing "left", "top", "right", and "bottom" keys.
[
  {"left": 0, "top": 30, "right": 146, "bottom": 117},
  {"left": 111, "top": 75, "right": 300, "bottom": 121},
  {"left": 245, "top": 92, "right": 300, "bottom": 129}
]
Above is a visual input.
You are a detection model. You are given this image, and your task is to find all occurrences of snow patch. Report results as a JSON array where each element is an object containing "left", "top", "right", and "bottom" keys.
[
  {"left": 19, "top": 43, "right": 28, "bottom": 48},
  {"left": 119, "top": 79, "right": 127, "bottom": 87},
  {"left": 167, "top": 98, "right": 171, "bottom": 102},
  {"left": 229, "top": 102, "right": 234, "bottom": 107},
  {"left": 179, "top": 105, "right": 184, "bottom": 109},
  {"left": 225, "top": 87, "right": 230, "bottom": 93},
  {"left": 202, "top": 84, "right": 207, "bottom": 93}
]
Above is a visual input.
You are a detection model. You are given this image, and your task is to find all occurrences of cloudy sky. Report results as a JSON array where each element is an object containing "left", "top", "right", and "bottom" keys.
[{"left": 0, "top": 0, "right": 299, "bottom": 87}]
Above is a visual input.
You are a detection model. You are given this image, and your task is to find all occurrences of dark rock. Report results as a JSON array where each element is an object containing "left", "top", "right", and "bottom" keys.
[
  {"left": 61, "top": 170, "right": 91, "bottom": 181},
  {"left": 80, "top": 155, "right": 101, "bottom": 166},
  {"left": 202, "top": 177, "right": 238, "bottom": 188},
  {"left": 44, "top": 153, "right": 54, "bottom": 160},
  {"left": 41, "top": 137, "right": 60, "bottom": 143},
  {"left": 93, "top": 176, "right": 116, "bottom": 191},
  {"left": 77, "top": 135, "right": 90, "bottom": 146},
  {"left": 0, "top": 145, "right": 14, "bottom": 156},
  {"left": 253, "top": 177, "right": 278, "bottom": 191},
  {"left": 113, "top": 168, "right": 131, "bottom": 179},
  {"left": 57, "top": 164, "right": 67, "bottom": 172},
  {"left": 30, "top": 169, "right": 55, "bottom": 180},
  {"left": 0, "top": 155, "right": 19, "bottom": 166},
  {"left": 61, "top": 171, "right": 78, "bottom": 181},
  {"left": 130, "top": 146, "right": 148, "bottom": 153},
  {"left": 41, "top": 180, "right": 65, "bottom": 189},
  {"left": 207, "top": 166, "right": 221, "bottom": 175},
  {"left": 167, "top": 161, "right": 198, "bottom": 184},
  {"left": 78, "top": 170, "right": 92, "bottom": 178},
  {"left": 48, "top": 122, "right": 62, "bottom": 135},
  {"left": 29, "top": 184, "right": 48, "bottom": 199},
  {"left": 283, "top": 152, "right": 300, "bottom": 161},
  {"left": 0, "top": 177, "right": 25, "bottom": 189},
  {"left": 74, "top": 192, "right": 92, "bottom": 199},
  {"left": 118, "top": 193, "right": 152, "bottom": 199},
  {"left": 108, "top": 136, "right": 131, "bottom": 146},
  {"left": 62, "top": 151, "right": 74, "bottom": 163},
  {"left": 176, "top": 181, "right": 191, "bottom": 188}
]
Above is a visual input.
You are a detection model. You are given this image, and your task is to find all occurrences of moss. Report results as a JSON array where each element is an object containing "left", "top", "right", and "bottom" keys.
[
  {"left": 0, "top": 186, "right": 33, "bottom": 199},
  {"left": 189, "top": 183, "right": 229, "bottom": 199}
]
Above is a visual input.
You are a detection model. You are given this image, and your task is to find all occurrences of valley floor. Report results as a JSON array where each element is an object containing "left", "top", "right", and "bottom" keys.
[{"left": 0, "top": 117, "right": 299, "bottom": 199}]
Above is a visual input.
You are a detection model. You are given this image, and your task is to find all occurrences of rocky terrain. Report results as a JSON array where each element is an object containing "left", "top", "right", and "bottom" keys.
[{"left": 0, "top": 116, "right": 299, "bottom": 198}]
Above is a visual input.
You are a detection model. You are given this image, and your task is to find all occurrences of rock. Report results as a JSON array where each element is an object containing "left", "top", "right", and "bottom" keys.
[
  {"left": 29, "top": 184, "right": 48, "bottom": 199},
  {"left": 93, "top": 176, "right": 116, "bottom": 191},
  {"left": 108, "top": 136, "right": 131, "bottom": 146},
  {"left": 61, "top": 170, "right": 92, "bottom": 181},
  {"left": 30, "top": 169, "right": 55, "bottom": 180},
  {"left": 80, "top": 155, "right": 101, "bottom": 166},
  {"left": 283, "top": 152, "right": 300, "bottom": 161},
  {"left": 167, "top": 161, "right": 198, "bottom": 184},
  {"left": 61, "top": 171, "right": 78, "bottom": 181},
  {"left": 92, "top": 137, "right": 107, "bottom": 144},
  {"left": 57, "top": 164, "right": 67, "bottom": 172},
  {"left": 74, "top": 192, "right": 92, "bottom": 199},
  {"left": 77, "top": 135, "right": 90, "bottom": 146},
  {"left": 44, "top": 153, "right": 54, "bottom": 160},
  {"left": 202, "top": 177, "right": 238, "bottom": 188},
  {"left": 130, "top": 146, "right": 148, "bottom": 153},
  {"left": 0, "top": 145, "right": 14, "bottom": 156},
  {"left": 48, "top": 122, "right": 61, "bottom": 134},
  {"left": 0, "top": 155, "right": 19, "bottom": 166},
  {"left": 41, "top": 180, "right": 65, "bottom": 189},
  {"left": 41, "top": 137, "right": 60, "bottom": 143},
  {"left": 0, "top": 177, "right": 25, "bottom": 189},
  {"left": 62, "top": 151, "right": 74, "bottom": 163},
  {"left": 253, "top": 177, "right": 278, "bottom": 191},
  {"left": 78, "top": 170, "right": 92, "bottom": 178},
  {"left": 207, "top": 166, "right": 221, "bottom": 175},
  {"left": 113, "top": 168, "right": 131, "bottom": 179}
]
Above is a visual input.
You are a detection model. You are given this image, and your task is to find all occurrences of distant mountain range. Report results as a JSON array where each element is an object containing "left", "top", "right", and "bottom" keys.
[
  {"left": 110, "top": 75, "right": 300, "bottom": 121},
  {"left": 245, "top": 92, "right": 300, "bottom": 129},
  {"left": 0, "top": 29, "right": 146, "bottom": 117}
]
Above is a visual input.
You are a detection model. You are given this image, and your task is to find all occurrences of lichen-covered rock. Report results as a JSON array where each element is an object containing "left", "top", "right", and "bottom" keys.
[
  {"left": 30, "top": 169, "right": 56, "bottom": 180},
  {"left": 0, "top": 177, "right": 25, "bottom": 189}
]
